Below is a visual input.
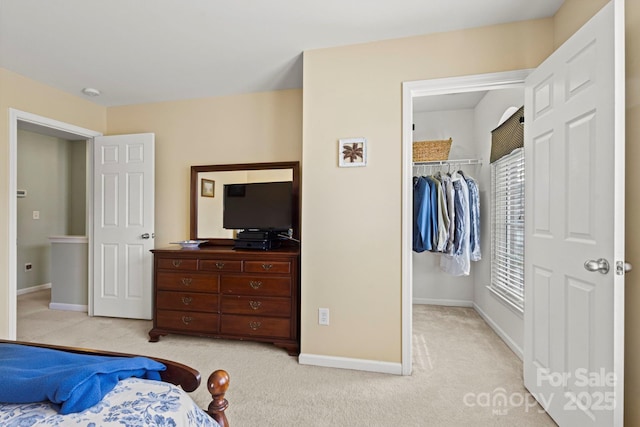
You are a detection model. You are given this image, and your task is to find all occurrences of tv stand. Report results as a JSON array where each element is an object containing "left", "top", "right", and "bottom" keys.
[{"left": 234, "top": 230, "right": 283, "bottom": 251}]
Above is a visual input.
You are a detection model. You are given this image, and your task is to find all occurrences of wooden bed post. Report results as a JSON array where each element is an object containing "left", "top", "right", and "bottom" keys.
[{"left": 207, "top": 369, "right": 230, "bottom": 427}]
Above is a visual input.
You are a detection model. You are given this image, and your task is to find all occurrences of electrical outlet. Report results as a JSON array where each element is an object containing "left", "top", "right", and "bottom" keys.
[
  {"left": 24, "top": 263, "right": 32, "bottom": 272},
  {"left": 32, "top": 210, "right": 40, "bottom": 220},
  {"left": 318, "top": 308, "right": 330, "bottom": 325}
]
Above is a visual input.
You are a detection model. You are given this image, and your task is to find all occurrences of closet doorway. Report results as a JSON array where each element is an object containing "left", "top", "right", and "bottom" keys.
[
  {"left": 412, "top": 90, "right": 493, "bottom": 306},
  {"left": 401, "top": 70, "right": 531, "bottom": 376}
]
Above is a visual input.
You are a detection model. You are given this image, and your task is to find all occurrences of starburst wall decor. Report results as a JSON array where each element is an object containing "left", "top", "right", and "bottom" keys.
[{"left": 338, "top": 137, "right": 367, "bottom": 167}]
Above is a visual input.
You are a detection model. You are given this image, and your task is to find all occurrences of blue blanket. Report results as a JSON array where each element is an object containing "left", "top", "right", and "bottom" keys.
[{"left": 0, "top": 343, "right": 166, "bottom": 414}]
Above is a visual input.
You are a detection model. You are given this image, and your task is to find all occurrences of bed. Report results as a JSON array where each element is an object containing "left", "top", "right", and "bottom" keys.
[{"left": 0, "top": 339, "right": 230, "bottom": 427}]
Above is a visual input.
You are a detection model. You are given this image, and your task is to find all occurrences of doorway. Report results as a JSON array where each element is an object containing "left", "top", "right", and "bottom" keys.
[
  {"left": 401, "top": 70, "right": 531, "bottom": 375},
  {"left": 8, "top": 109, "right": 102, "bottom": 339},
  {"left": 17, "top": 129, "right": 87, "bottom": 305},
  {"left": 402, "top": 70, "right": 530, "bottom": 375}
]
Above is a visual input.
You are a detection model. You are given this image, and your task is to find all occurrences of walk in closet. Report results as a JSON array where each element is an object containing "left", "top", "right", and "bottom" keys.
[{"left": 411, "top": 87, "right": 525, "bottom": 344}]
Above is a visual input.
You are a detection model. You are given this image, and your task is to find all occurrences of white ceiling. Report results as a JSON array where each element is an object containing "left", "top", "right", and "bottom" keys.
[{"left": 0, "top": 0, "right": 563, "bottom": 107}]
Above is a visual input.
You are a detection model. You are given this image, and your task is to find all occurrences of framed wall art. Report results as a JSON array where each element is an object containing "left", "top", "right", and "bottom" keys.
[
  {"left": 201, "top": 178, "right": 215, "bottom": 197},
  {"left": 338, "top": 137, "right": 367, "bottom": 167}
]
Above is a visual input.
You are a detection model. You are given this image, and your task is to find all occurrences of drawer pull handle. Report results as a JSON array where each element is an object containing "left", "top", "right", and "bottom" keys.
[
  {"left": 182, "top": 316, "right": 194, "bottom": 325},
  {"left": 262, "top": 263, "right": 273, "bottom": 271},
  {"left": 215, "top": 262, "right": 225, "bottom": 269},
  {"left": 249, "top": 280, "right": 262, "bottom": 289},
  {"left": 181, "top": 278, "right": 192, "bottom": 286},
  {"left": 249, "top": 301, "right": 262, "bottom": 310},
  {"left": 172, "top": 260, "right": 182, "bottom": 267},
  {"left": 248, "top": 321, "right": 262, "bottom": 330},
  {"left": 181, "top": 296, "right": 193, "bottom": 305}
]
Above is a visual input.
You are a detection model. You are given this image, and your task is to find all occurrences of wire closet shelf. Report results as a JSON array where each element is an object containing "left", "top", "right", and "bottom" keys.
[{"left": 412, "top": 158, "right": 482, "bottom": 175}]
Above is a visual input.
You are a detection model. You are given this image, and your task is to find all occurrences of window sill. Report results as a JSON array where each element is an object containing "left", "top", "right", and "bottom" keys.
[{"left": 486, "top": 285, "right": 524, "bottom": 317}]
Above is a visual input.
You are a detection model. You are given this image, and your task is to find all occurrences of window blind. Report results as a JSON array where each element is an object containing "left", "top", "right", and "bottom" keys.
[{"left": 490, "top": 147, "right": 525, "bottom": 311}]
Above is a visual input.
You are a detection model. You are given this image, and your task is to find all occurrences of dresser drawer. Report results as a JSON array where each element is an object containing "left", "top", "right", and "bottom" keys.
[
  {"left": 156, "top": 310, "right": 219, "bottom": 333},
  {"left": 221, "top": 314, "right": 290, "bottom": 338},
  {"left": 199, "top": 259, "right": 242, "bottom": 272},
  {"left": 221, "top": 295, "right": 291, "bottom": 316},
  {"left": 244, "top": 260, "right": 291, "bottom": 274},
  {"left": 156, "top": 272, "right": 218, "bottom": 292},
  {"left": 157, "top": 291, "right": 218, "bottom": 312},
  {"left": 157, "top": 258, "right": 198, "bottom": 271},
  {"left": 220, "top": 275, "right": 291, "bottom": 297}
]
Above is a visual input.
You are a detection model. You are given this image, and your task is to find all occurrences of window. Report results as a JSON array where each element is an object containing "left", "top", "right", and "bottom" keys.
[{"left": 490, "top": 147, "right": 525, "bottom": 311}]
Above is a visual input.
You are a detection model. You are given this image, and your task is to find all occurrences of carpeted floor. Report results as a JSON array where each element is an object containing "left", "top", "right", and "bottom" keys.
[{"left": 17, "top": 290, "right": 556, "bottom": 426}]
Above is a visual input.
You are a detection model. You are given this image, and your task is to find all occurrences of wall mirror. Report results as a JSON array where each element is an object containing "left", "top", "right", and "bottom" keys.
[{"left": 190, "top": 161, "right": 300, "bottom": 245}]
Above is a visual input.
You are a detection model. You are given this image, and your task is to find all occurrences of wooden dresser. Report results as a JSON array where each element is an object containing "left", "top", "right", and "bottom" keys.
[{"left": 149, "top": 245, "right": 300, "bottom": 355}]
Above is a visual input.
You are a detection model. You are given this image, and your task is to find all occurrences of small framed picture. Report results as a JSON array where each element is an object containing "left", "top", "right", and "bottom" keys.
[
  {"left": 201, "top": 179, "right": 215, "bottom": 198},
  {"left": 338, "top": 137, "right": 367, "bottom": 167}
]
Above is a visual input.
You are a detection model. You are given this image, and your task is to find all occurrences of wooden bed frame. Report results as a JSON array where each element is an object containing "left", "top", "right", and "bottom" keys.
[{"left": 0, "top": 340, "right": 230, "bottom": 427}]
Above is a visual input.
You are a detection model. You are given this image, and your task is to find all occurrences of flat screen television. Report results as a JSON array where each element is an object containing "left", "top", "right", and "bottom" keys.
[{"left": 223, "top": 181, "right": 293, "bottom": 232}]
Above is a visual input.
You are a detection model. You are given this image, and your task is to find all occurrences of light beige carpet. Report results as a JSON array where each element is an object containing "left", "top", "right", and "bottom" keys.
[{"left": 17, "top": 290, "right": 556, "bottom": 426}]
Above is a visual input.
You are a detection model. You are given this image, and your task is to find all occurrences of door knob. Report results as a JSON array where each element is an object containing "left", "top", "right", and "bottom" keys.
[
  {"left": 584, "top": 258, "right": 610, "bottom": 274},
  {"left": 141, "top": 233, "right": 155, "bottom": 239}
]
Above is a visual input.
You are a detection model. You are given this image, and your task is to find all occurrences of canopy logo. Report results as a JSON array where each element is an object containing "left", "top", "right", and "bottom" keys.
[
  {"left": 462, "top": 388, "right": 549, "bottom": 416},
  {"left": 462, "top": 368, "right": 617, "bottom": 416}
]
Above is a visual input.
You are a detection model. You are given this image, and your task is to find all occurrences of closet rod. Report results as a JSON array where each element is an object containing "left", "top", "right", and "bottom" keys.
[{"left": 412, "top": 159, "right": 482, "bottom": 166}]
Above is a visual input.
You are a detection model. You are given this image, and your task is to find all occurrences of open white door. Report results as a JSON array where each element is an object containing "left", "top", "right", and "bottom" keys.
[
  {"left": 93, "top": 133, "right": 155, "bottom": 319},
  {"left": 524, "top": 1, "right": 625, "bottom": 426}
]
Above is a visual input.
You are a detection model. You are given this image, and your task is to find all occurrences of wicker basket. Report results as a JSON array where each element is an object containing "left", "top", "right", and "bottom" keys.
[{"left": 412, "top": 138, "right": 452, "bottom": 162}]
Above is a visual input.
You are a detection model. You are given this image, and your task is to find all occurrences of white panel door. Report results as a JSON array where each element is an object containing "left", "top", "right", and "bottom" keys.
[
  {"left": 93, "top": 133, "right": 155, "bottom": 319},
  {"left": 523, "top": 2, "right": 624, "bottom": 426}
]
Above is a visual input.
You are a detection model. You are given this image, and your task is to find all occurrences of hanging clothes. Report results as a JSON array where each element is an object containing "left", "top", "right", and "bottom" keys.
[
  {"left": 441, "top": 171, "right": 470, "bottom": 276},
  {"left": 412, "top": 165, "right": 481, "bottom": 276},
  {"left": 425, "top": 176, "right": 439, "bottom": 251},
  {"left": 432, "top": 173, "right": 449, "bottom": 252},
  {"left": 413, "top": 176, "right": 432, "bottom": 252},
  {"left": 464, "top": 173, "right": 481, "bottom": 261},
  {"left": 441, "top": 173, "right": 456, "bottom": 255}
]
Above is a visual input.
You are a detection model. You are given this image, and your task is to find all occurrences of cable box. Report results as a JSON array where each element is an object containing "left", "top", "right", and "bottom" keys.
[
  {"left": 233, "top": 239, "right": 281, "bottom": 251},
  {"left": 237, "top": 230, "right": 280, "bottom": 240}
]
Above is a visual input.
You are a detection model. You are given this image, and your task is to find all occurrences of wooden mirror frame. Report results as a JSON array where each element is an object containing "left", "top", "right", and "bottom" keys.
[{"left": 190, "top": 161, "right": 300, "bottom": 245}]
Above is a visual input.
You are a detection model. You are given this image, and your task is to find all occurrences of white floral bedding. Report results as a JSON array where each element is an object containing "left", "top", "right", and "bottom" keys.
[{"left": 0, "top": 377, "right": 220, "bottom": 427}]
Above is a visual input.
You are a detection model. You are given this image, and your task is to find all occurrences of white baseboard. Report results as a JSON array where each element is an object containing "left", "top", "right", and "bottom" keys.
[
  {"left": 49, "top": 302, "right": 88, "bottom": 312},
  {"left": 299, "top": 353, "right": 402, "bottom": 375},
  {"left": 17, "top": 283, "right": 51, "bottom": 296},
  {"left": 300, "top": 302, "right": 519, "bottom": 375},
  {"left": 413, "top": 297, "right": 473, "bottom": 307},
  {"left": 473, "top": 302, "right": 523, "bottom": 360}
]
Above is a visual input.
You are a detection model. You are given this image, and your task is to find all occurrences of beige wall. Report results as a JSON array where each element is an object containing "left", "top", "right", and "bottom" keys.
[
  {"left": 0, "top": 68, "right": 106, "bottom": 337},
  {"left": 106, "top": 90, "right": 302, "bottom": 245},
  {"left": 301, "top": 19, "right": 554, "bottom": 362},
  {"left": 553, "top": 0, "right": 611, "bottom": 47}
]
